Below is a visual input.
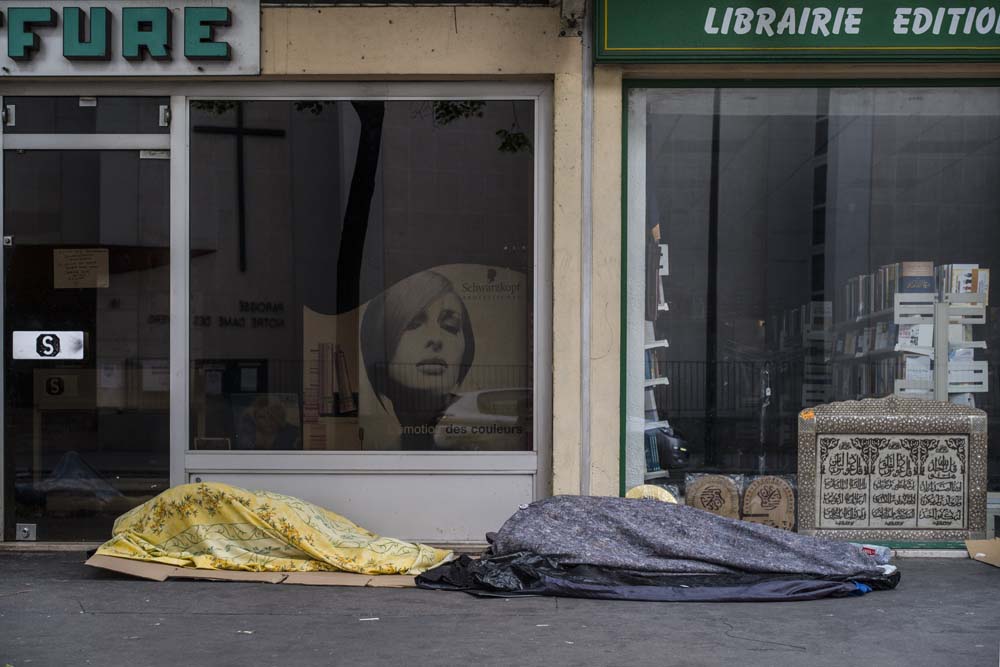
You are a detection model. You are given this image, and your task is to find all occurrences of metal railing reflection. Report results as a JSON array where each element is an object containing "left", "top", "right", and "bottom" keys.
[{"left": 368, "top": 363, "right": 533, "bottom": 413}]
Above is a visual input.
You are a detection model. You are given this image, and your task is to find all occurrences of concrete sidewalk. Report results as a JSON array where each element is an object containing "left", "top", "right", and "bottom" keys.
[{"left": 1, "top": 552, "right": 998, "bottom": 667}]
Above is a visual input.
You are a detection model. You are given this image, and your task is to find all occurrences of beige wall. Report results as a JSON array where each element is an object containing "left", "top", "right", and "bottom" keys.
[
  {"left": 588, "top": 67, "right": 624, "bottom": 496},
  {"left": 262, "top": 6, "right": 577, "bottom": 77},
  {"left": 261, "top": 6, "right": 586, "bottom": 495}
]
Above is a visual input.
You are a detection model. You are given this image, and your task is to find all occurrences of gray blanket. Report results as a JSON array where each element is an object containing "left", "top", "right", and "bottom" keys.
[{"left": 489, "top": 496, "right": 887, "bottom": 578}]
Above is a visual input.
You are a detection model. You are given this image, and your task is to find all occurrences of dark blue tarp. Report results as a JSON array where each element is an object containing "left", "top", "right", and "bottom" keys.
[{"left": 417, "top": 496, "right": 899, "bottom": 602}]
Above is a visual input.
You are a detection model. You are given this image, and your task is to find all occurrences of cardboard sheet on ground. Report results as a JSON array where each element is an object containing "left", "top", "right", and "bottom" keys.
[
  {"left": 85, "top": 554, "right": 417, "bottom": 587},
  {"left": 965, "top": 539, "right": 1000, "bottom": 568}
]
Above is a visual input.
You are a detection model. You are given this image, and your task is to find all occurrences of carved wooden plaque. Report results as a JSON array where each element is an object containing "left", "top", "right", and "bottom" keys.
[
  {"left": 743, "top": 476, "right": 796, "bottom": 531},
  {"left": 685, "top": 474, "right": 741, "bottom": 519}
]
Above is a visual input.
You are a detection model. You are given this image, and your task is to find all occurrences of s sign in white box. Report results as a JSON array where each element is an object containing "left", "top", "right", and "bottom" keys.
[{"left": 12, "top": 331, "right": 85, "bottom": 360}]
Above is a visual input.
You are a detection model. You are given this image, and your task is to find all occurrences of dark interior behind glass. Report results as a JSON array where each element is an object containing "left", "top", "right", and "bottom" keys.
[
  {"left": 641, "top": 87, "right": 1000, "bottom": 493},
  {"left": 4, "top": 108, "right": 170, "bottom": 540}
]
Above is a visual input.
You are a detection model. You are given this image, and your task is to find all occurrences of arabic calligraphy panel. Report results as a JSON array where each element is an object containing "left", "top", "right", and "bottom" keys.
[{"left": 816, "top": 434, "right": 968, "bottom": 531}]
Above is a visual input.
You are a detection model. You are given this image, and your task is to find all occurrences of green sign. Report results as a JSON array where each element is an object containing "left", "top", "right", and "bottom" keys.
[
  {"left": 4, "top": 5, "right": 232, "bottom": 62},
  {"left": 596, "top": 0, "right": 1000, "bottom": 62},
  {"left": 0, "top": 2, "right": 257, "bottom": 76}
]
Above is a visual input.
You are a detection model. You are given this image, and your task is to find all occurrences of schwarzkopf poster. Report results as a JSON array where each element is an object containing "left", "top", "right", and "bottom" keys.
[{"left": 303, "top": 263, "right": 532, "bottom": 451}]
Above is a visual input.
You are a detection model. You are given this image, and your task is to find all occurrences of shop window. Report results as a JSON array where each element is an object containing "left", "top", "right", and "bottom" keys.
[
  {"left": 627, "top": 86, "right": 1000, "bottom": 495},
  {"left": 189, "top": 99, "right": 535, "bottom": 452}
]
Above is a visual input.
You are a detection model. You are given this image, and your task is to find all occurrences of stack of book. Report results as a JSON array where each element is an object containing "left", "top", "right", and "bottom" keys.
[
  {"left": 643, "top": 228, "right": 671, "bottom": 432},
  {"left": 838, "top": 261, "right": 936, "bottom": 322},
  {"left": 894, "top": 263, "right": 990, "bottom": 399},
  {"left": 831, "top": 261, "right": 990, "bottom": 402},
  {"left": 644, "top": 346, "right": 668, "bottom": 381},
  {"left": 937, "top": 264, "right": 990, "bottom": 304}
]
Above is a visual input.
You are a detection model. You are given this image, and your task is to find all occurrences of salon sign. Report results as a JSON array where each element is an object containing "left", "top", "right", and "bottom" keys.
[
  {"left": 596, "top": 0, "right": 1000, "bottom": 62},
  {"left": 0, "top": 0, "right": 259, "bottom": 75}
]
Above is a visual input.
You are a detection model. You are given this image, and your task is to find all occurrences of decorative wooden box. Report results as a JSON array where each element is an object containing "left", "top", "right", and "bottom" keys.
[{"left": 798, "top": 396, "right": 987, "bottom": 542}]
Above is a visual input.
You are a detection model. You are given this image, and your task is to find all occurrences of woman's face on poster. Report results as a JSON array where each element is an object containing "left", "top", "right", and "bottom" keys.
[{"left": 389, "top": 291, "right": 466, "bottom": 394}]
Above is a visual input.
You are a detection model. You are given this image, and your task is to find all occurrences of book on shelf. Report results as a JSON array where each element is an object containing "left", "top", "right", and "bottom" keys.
[
  {"left": 903, "top": 354, "right": 932, "bottom": 383},
  {"left": 950, "top": 392, "right": 976, "bottom": 407},
  {"left": 936, "top": 264, "right": 989, "bottom": 301},
  {"left": 874, "top": 263, "right": 900, "bottom": 313},
  {"left": 644, "top": 347, "right": 668, "bottom": 380},
  {"left": 948, "top": 322, "right": 979, "bottom": 363},
  {"left": 644, "top": 224, "right": 670, "bottom": 321},
  {"left": 873, "top": 321, "right": 897, "bottom": 351},
  {"left": 899, "top": 261, "right": 935, "bottom": 294},
  {"left": 644, "top": 386, "right": 658, "bottom": 421},
  {"left": 937, "top": 263, "right": 974, "bottom": 296},
  {"left": 807, "top": 301, "right": 832, "bottom": 332},
  {"left": 644, "top": 229, "right": 661, "bottom": 320},
  {"left": 949, "top": 347, "right": 975, "bottom": 363},
  {"left": 970, "top": 268, "right": 989, "bottom": 304},
  {"left": 897, "top": 323, "right": 933, "bottom": 350},
  {"left": 939, "top": 264, "right": 990, "bottom": 305},
  {"left": 876, "top": 358, "right": 892, "bottom": 395},
  {"left": 853, "top": 327, "right": 869, "bottom": 355},
  {"left": 644, "top": 431, "right": 662, "bottom": 472},
  {"left": 844, "top": 332, "right": 856, "bottom": 356},
  {"left": 840, "top": 272, "right": 878, "bottom": 321},
  {"left": 798, "top": 301, "right": 833, "bottom": 352}
]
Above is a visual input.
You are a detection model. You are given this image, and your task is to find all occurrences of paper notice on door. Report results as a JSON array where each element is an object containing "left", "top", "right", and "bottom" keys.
[
  {"left": 98, "top": 362, "right": 125, "bottom": 390},
  {"left": 240, "top": 367, "right": 258, "bottom": 392},
  {"left": 54, "top": 248, "right": 110, "bottom": 289},
  {"left": 142, "top": 360, "right": 170, "bottom": 392}
]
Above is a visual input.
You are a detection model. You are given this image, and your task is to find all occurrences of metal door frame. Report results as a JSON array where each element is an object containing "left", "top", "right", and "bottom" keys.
[{"left": 0, "top": 96, "right": 171, "bottom": 540}]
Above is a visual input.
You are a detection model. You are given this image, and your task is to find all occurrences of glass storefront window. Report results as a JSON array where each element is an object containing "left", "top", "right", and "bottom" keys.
[
  {"left": 189, "top": 99, "right": 535, "bottom": 452},
  {"left": 627, "top": 86, "right": 1000, "bottom": 497}
]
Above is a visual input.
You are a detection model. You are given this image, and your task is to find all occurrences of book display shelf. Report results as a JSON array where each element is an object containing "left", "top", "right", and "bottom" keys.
[
  {"left": 642, "top": 224, "right": 677, "bottom": 483},
  {"left": 831, "top": 262, "right": 990, "bottom": 405}
]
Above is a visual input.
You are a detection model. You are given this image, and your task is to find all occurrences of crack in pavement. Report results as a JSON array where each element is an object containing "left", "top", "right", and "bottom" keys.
[{"left": 720, "top": 621, "right": 807, "bottom": 652}]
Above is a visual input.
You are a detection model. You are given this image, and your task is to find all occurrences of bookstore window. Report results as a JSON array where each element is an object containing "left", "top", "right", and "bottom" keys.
[
  {"left": 189, "top": 99, "right": 535, "bottom": 452},
  {"left": 628, "top": 86, "right": 1000, "bottom": 499}
]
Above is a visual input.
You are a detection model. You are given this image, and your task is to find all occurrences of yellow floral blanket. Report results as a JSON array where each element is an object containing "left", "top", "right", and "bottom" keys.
[{"left": 96, "top": 482, "right": 452, "bottom": 575}]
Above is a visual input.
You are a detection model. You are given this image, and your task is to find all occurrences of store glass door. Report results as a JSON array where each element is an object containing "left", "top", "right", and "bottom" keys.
[{"left": 3, "top": 97, "right": 171, "bottom": 541}]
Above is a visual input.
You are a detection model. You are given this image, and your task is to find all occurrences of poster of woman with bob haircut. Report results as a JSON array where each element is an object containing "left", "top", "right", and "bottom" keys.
[
  {"left": 360, "top": 270, "right": 476, "bottom": 449},
  {"left": 303, "top": 264, "right": 532, "bottom": 452}
]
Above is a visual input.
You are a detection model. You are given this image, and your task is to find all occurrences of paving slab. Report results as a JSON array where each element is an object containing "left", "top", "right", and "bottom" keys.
[{"left": 1, "top": 552, "right": 998, "bottom": 667}]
